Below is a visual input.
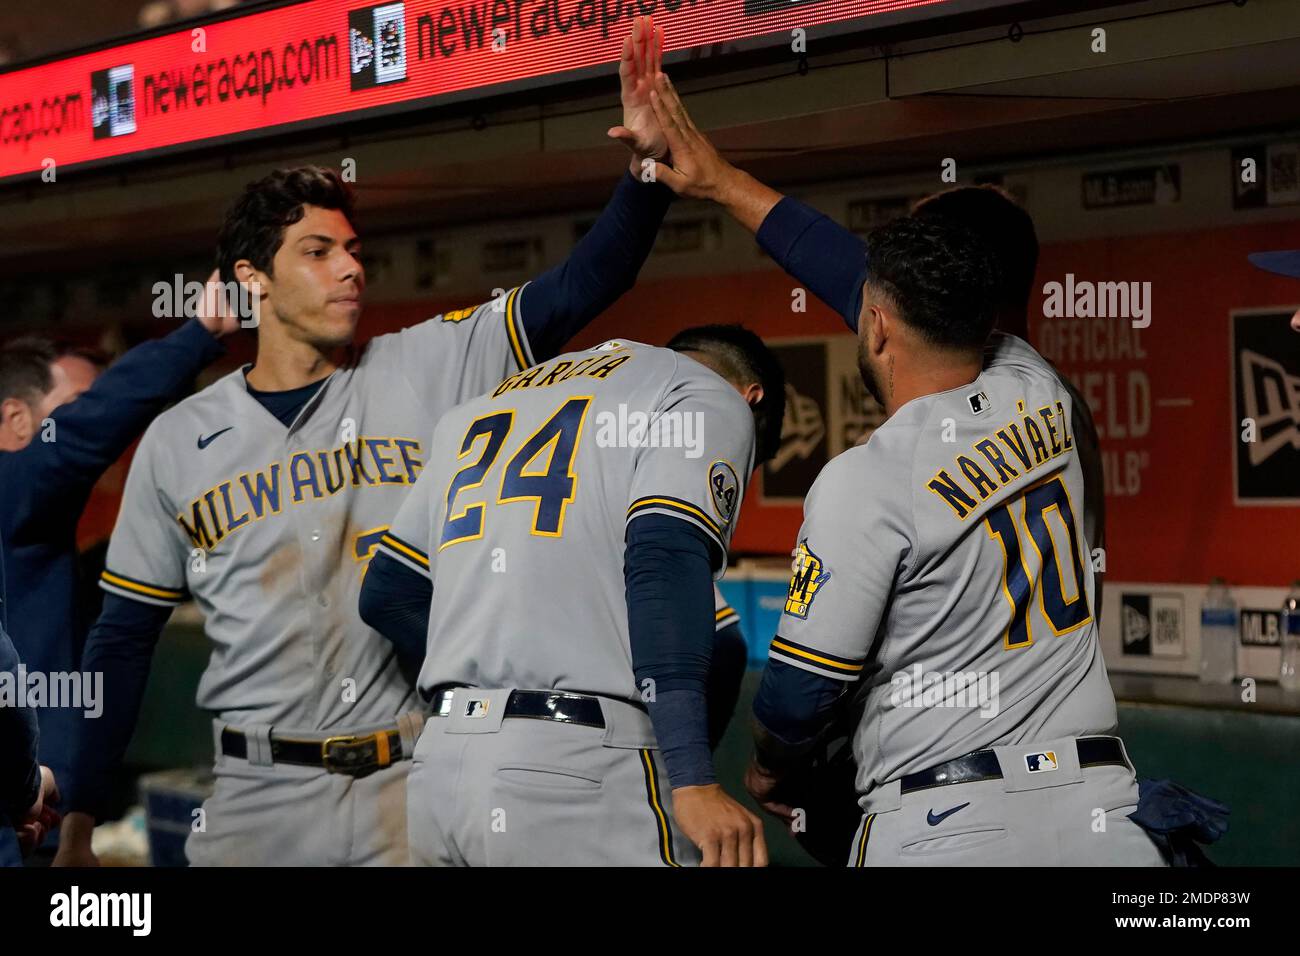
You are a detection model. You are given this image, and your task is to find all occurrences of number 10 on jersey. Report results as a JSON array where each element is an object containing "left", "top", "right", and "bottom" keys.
[{"left": 984, "top": 475, "right": 1092, "bottom": 649}]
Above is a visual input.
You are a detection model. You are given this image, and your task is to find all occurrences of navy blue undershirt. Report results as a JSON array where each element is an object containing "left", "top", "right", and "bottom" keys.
[
  {"left": 244, "top": 376, "right": 327, "bottom": 427},
  {"left": 623, "top": 515, "right": 717, "bottom": 789},
  {"left": 755, "top": 196, "right": 870, "bottom": 332}
]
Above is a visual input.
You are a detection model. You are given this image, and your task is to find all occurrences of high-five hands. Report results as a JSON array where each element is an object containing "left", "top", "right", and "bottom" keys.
[
  {"left": 608, "top": 16, "right": 669, "bottom": 172},
  {"left": 643, "top": 71, "right": 736, "bottom": 202}
]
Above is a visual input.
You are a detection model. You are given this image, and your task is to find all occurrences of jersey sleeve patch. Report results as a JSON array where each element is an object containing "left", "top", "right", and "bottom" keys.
[
  {"left": 708, "top": 460, "right": 740, "bottom": 525},
  {"left": 714, "top": 604, "right": 741, "bottom": 631},
  {"left": 99, "top": 569, "right": 188, "bottom": 607},
  {"left": 768, "top": 635, "right": 864, "bottom": 681},
  {"left": 784, "top": 539, "right": 831, "bottom": 619},
  {"left": 377, "top": 531, "right": 431, "bottom": 577},
  {"left": 441, "top": 306, "right": 478, "bottom": 323}
]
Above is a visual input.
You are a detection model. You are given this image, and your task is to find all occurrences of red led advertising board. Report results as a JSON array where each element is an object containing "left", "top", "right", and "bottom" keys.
[{"left": 0, "top": 0, "right": 991, "bottom": 182}]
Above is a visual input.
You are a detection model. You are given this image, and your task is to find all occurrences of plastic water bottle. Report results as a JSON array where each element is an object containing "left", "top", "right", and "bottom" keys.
[
  {"left": 1199, "top": 578, "right": 1237, "bottom": 685},
  {"left": 1281, "top": 581, "right": 1300, "bottom": 693}
]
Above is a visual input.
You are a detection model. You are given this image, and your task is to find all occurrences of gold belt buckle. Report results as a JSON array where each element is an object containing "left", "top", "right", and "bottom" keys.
[
  {"left": 321, "top": 734, "right": 362, "bottom": 773},
  {"left": 321, "top": 732, "right": 392, "bottom": 774}
]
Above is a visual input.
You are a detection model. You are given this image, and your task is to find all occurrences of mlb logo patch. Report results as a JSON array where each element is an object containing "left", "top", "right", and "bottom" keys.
[
  {"left": 464, "top": 698, "right": 490, "bottom": 719},
  {"left": 967, "top": 390, "right": 991, "bottom": 415},
  {"left": 1024, "top": 751, "right": 1058, "bottom": 773}
]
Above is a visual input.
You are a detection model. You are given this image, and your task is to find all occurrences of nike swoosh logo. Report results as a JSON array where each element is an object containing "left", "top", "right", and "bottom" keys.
[
  {"left": 197, "top": 426, "right": 234, "bottom": 450},
  {"left": 926, "top": 802, "right": 971, "bottom": 826}
]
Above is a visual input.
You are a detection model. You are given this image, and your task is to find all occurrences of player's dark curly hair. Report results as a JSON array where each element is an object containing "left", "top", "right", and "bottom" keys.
[
  {"left": 0, "top": 337, "right": 56, "bottom": 404},
  {"left": 863, "top": 214, "right": 1001, "bottom": 351},
  {"left": 666, "top": 323, "right": 786, "bottom": 465},
  {"left": 911, "top": 185, "right": 1038, "bottom": 336},
  {"left": 216, "top": 166, "right": 356, "bottom": 285}
]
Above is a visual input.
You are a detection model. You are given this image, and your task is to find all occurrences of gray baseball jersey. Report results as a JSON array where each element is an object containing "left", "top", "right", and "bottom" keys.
[
  {"left": 379, "top": 339, "right": 755, "bottom": 703},
  {"left": 100, "top": 287, "right": 536, "bottom": 731},
  {"left": 774, "top": 332, "right": 1115, "bottom": 797}
]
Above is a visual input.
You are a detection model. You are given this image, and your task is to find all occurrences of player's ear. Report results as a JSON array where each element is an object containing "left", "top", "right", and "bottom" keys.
[
  {"left": 1291, "top": 308, "right": 1300, "bottom": 333},
  {"left": 740, "top": 382, "right": 764, "bottom": 407},
  {"left": 864, "top": 303, "right": 889, "bottom": 355},
  {"left": 233, "top": 259, "right": 263, "bottom": 288},
  {"left": 1, "top": 396, "right": 34, "bottom": 444}
]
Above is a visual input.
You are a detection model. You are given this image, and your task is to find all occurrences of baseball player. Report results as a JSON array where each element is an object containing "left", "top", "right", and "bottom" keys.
[
  {"left": 744, "top": 224, "right": 1164, "bottom": 865},
  {"left": 360, "top": 325, "right": 784, "bottom": 866},
  {"left": 780, "top": 187, "right": 1111, "bottom": 865},
  {"left": 56, "top": 18, "right": 680, "bottom": 867},
  {"left": 643, "top": 72, "right": 1162, "bottom": 866}
]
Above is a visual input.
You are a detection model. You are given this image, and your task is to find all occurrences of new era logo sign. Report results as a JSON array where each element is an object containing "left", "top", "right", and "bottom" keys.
[
  {"left": 968, "top": 390, "right": 991, "bottom": 415},
  {"left": 1024, "top": 751, "right": 1058, "bottom": 773}
]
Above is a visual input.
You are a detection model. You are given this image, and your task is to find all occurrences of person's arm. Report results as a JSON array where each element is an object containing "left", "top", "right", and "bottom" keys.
[
  {"left": 625, "top": 515, "right": 718, "bottom": 790},
  {"left": 54, "top": 422, "right": 191, "bottom": 865},
  {"left": 62, "top": 595, "right": 172, "bottom": 821},
  {"left": 1061, "top": 374, "right": 1105, "bottom": 617},
  {"left": 11, "top": 274, "right": 233, "bottom": 513},
  {"left": 644, "top": 72, "right": 869, "bottom": 330},
  {"left": 358, "top": 551, "right": 431, "bottom": 673},
  {"left": 516, "top": 172, "right": 675, "bottom": 361},
  {"left": 0, "top": 623, "right": 41, "bottom": 825},
  {"left": 742, "top": 448, "right": 911, "bottom": 815},
  {"left": 362, "top": 448, "right": 441, "bottom": 673},
  {"left": 623, "top": 367, "right": 766, "bottom": 867},
  {"left": 515, "top": 19, "right": 675, "bottom": 360}
]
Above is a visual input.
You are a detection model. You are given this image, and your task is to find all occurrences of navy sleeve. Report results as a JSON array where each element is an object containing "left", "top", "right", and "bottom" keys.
[
  {"left": 519, "top": 172, "right": 674, "bottom": 360},
  {"left": 4, "top": 319, "right": 224, "bottom": 520},
  {"left": 625, "top": 514, "right": 716, "bottom": 789},
  {"left": 63, "top": 594, "right": 172, "bottom": 819},
  {"left": 756, "top": 197, "right": 870, "bottom": 332},
  {"left": 707, "top": 623, "right": 748, "bottom": 752},
  {"left": 358, "top": 550, "right": 431, "bottom": 673},
  {"left": 0, "top": 623, "right": 41, "bottom": 822},
  {"left": 751, "top": 657, "right": 848, "bottom": 775}
]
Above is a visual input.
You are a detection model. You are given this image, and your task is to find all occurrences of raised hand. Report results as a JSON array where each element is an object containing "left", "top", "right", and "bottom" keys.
[
  {"left": 648, "top": 71, "right": 784, "bottom": 231},
  {"left": 607, "top": 16, "right": 668, "bottom": 169},
  {"left": 196, "top": 269, "right": 245, "bottom": 338}
]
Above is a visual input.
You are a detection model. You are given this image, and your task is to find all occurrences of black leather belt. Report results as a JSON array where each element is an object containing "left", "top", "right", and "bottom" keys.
[
  {"left": 430, "top": 689, "right": 608, "bottom": 729},
  {"left": 900, "top": 736, "right": 1129, "bottom": 795},
  {"left": 220, "top": 727, "right": 404, "bottom": 777}
]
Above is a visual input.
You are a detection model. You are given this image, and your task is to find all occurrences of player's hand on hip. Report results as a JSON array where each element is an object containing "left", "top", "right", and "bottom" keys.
[
  {"left": 51, "top": 811, "right": 101, "bottom": 867},
  {"left": 607, "top": 16, "right": 668, "bottom": 174},
  {"left": 672, "top": 783, "right": 768, "bottom": 867},
  {"left": 196, "top": 268, "right": 244, "bottom": 339}
]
